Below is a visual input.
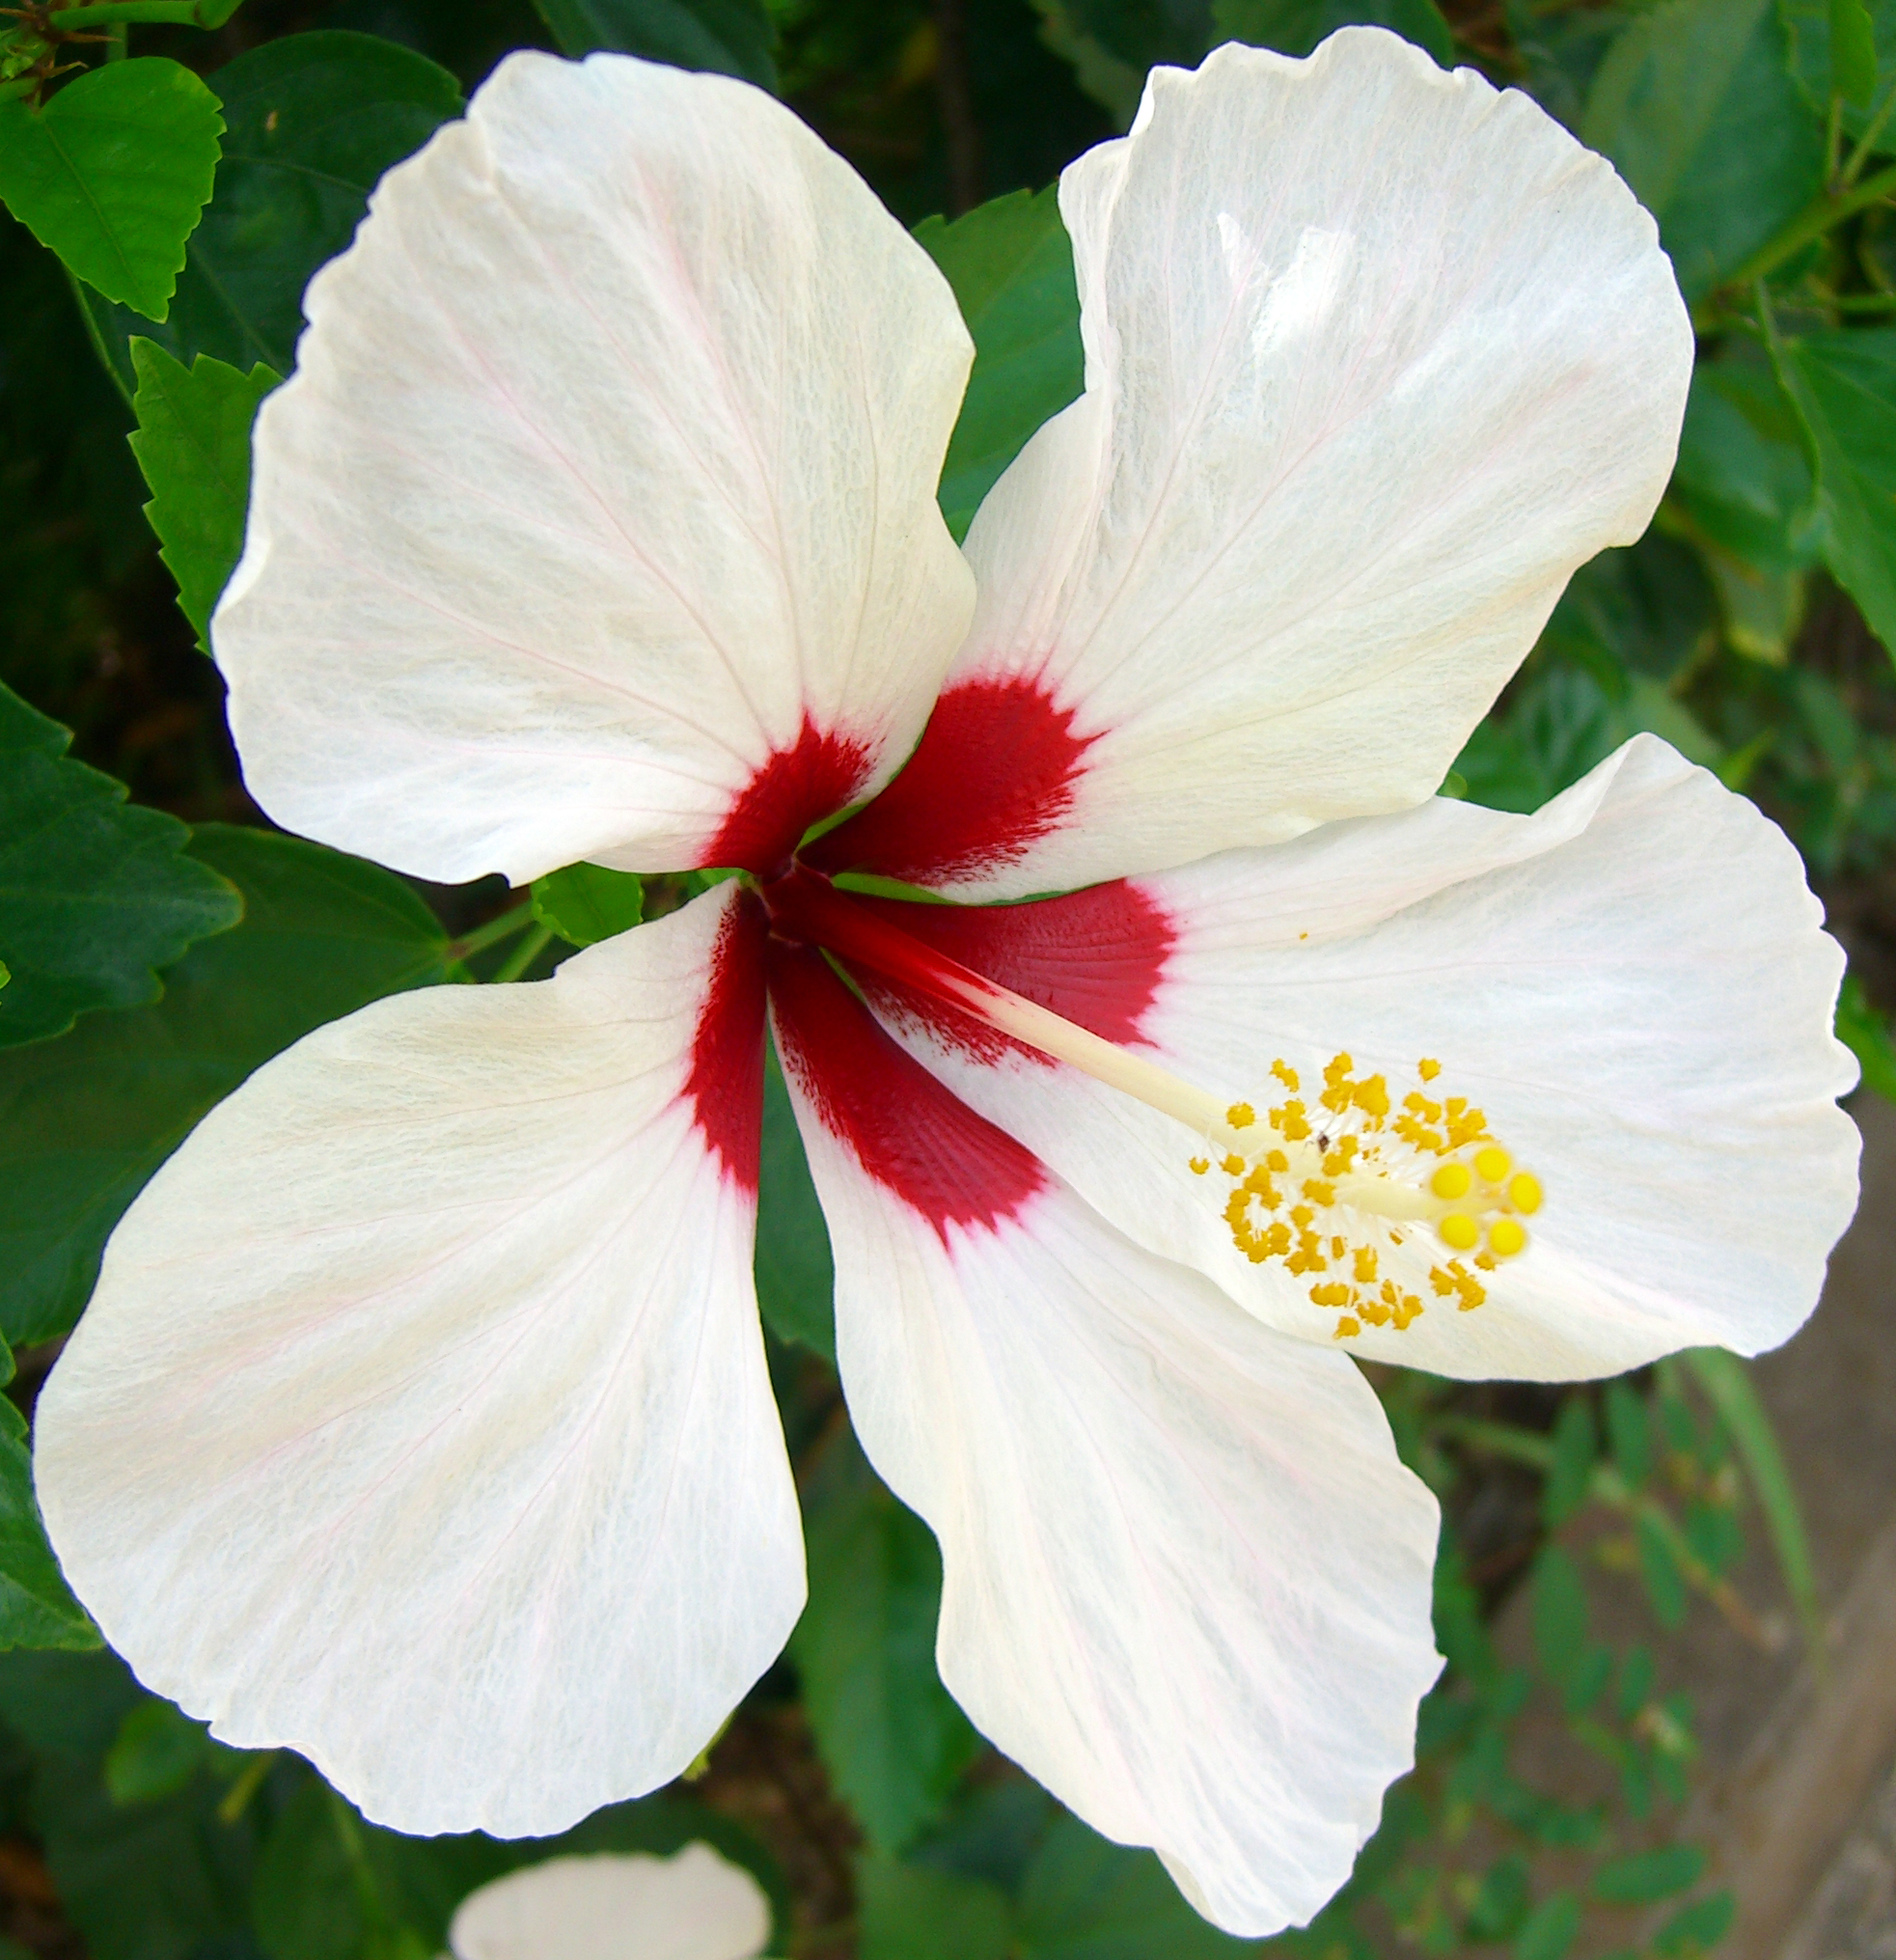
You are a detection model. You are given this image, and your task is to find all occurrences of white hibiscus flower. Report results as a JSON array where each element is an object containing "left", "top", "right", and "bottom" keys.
[
  {"left": 34, "top": 27, "right": 1858, "bottom": 1940},
  {"left": 445, "top": 1843, "right": 771, "bottom": 1960}
]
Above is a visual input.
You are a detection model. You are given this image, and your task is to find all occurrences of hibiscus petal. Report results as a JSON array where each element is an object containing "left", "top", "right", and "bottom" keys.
[
  {"left": 448, "top": 1845, "right": 771, "bottom": 1960},
  {"left": 34, "top": 885, "right": 803, "bottom": 1836},
  {"left": 767, "top": 939, "right": 1441, "bottom": 1936},
  {"left": 816, "top": 30, "right": 1692, "bottom": 898},
  {"left": 214, "top": 52, "right": 975, "bottom": 887},
  {"left": 861, "top": 736, "right": 1859, "bottom": 1381}
]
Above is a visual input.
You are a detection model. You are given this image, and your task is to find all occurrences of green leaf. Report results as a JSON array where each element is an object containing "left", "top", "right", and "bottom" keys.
[
  {"left": 1580, "top": 0, "right": 1824, "bottom": 300},
  {"left": 790, "top": 1430, "right": 979, "bottom": 1852},
  {"left": 126, "top": 339, "right": 278, "bottom": 648},
  {"left": 1671, "top": 357, "right": 1818, "bottom": 577},
  {"left": 0, "top": 1649, "right": 261, "bottom": 1960},
  {"left": 916, "top": 188, "right": 1084, "bottom": 542},
  {"left": 102, "top": 1698, "right": 215, "bottom": 1807},
  {"left": 1530, "top": 1547, "right": 1589, "bottom": 1691},
  {"left": 1833, "top": 0, "right": 1881, "bottom": 103},
  {"left": 1014, "top": 1814, "right": 1266, "bottom": 1955},
  {"left": 90, "top": 33, "right": 463, "bottom": 384},
  {"left": 1605, "top": 1380, "right": 1651, "bottom": 1488},
  {"left": 530, "top": 0, "right": 778, "bottom": 88},
  {"left": 1591, "top": 1844, "right": 1704, "bottom": 1904},
  {"left": 253, "top": 1773, "right": 785, "bottom": 1958},
  {"left": 529, "top": 862, "right": 645, "bottom": 948},
  {"left": 1769, "top": 327, "right": 1896, "bottom": 659},
  {"left": 1544, "top": 1395, "right": 1597, "bottom": 1528},
  {"left": 0, "top": 59, "right": 223, "bottom": 319},
  {"left": 0, "top": 823, "right": 451, "bottom": 1347},
  {"left": 1682, "top": 1346, "right": 1825, "bottom": 1657},
  {"left": 858, "top": 1858, "right": 1015, "bottom": 1960},
  {"left": 0, "top": 1390, "right": 96, "bottom": 1652},
  {"left": 1654, "top": 1889, "right": 1735, "bottom": 1955},
  {"left": 756, "top": 1042, "right": 836, "bottom": 1356},
  {"left": 1030, "top": 0, "right": 1213, "bottom": 82},
  {"left": 1635, "top": 1512, "right": 1688, "bottom": 1628},
  {"left": 1213, "top": 0, "right": 1454, "bottom": 66},
  {"left": 0, "top": 681, "right": 240, "bottom": 1049},
  {"left": 1837, "top": 971, "right": 1896, "bottom": 1098},
  {"left": 1785, "top": 0, "right": 1895, "bottom": 142},
  {"left": 1511, "top": 1890, "right": 1580, "bottom": 1960},
  {"left": 1466, "top": 1856, "right": 1531, "bottom": 1942}
]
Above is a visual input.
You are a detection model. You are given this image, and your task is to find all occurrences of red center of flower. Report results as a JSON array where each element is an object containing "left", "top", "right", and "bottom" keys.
[{"left": 685, "top": 697, "right": 1169, "bottom": 1238}]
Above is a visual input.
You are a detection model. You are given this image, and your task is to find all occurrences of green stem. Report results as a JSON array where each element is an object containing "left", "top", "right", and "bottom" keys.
[
  {"left": 447, "top": 899, "right": 535, "bottom": 962},
  {"left": 104, "top": 19, "right": 125, "bottom": 56},
  {"left": 1696, "top": 162, "right": 1896, "bottom": 326},
  {"left": 1842, "top": 86, "right": 1896, "bottom": 189},
  {"left": 214, "top": 1750, "right": 275, "bottom": 1824},
  {"left": 491, "top": 922, "right": 553, "bottom": 983},
  {"left": 64, "top": 263, "right": 132, "bottom": 409}
]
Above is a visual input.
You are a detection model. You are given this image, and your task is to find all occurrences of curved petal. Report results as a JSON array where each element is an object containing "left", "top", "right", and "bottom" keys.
[
  {"left": 767, "top": 939, "right": 1441, "bottom": 1937},
  {"left": 815, "top": 29, "right": 1692, "bottom": 897},
  {"left": 34, "top": 885, "right": 804, "bottom": 1836},
  {"left": 860, "top": 737, "right": 1859, "bottom": 1381},
  {"left": 449, "top": 1845, "right": 771, "bottom": 1960},
  {"left": 214, "top": 51, "right": 975, "bottom": 887}
]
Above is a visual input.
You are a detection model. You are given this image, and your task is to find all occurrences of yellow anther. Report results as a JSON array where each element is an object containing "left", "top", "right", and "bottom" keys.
[
  {"left": 1204, "top": 1051, "right": 1533, "bottom": 1337},
  {"left": 1488, "top": 1217, "right": 1527, "bottom": 1258},
  {"left": 1430, "top": 1162, "right": 1472, "bottom": 1200}
]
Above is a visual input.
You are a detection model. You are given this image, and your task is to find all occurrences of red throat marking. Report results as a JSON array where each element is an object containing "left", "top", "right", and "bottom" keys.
[
  {"left": 706, "top": 724, "right": 873, "bottom": 879},
  {"left": 765, "top": 935, "right": 1048, "bottom": 1239},
  {"left": 683, "top": 891, "right": 769, "bottom": 1195},
  {"left": 806, "top": 675, "right": 1093, "bottom": 887}
]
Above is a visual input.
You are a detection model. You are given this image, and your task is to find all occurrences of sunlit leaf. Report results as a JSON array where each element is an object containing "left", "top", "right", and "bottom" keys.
[
  {"left": 126, "top": 340, "right": 279, "bottom": 648},
  {"left": 0, "top": 683, "right": 240, "bottom": 1049},
  {"left": 87, "top": 33, "right": 462, "bottom": 386},
  {"left": 529, "top": 862, "right": 645, "bottom": 948},
  {"left": 0, "top": 60, "right": 222, "bottom": 319}
]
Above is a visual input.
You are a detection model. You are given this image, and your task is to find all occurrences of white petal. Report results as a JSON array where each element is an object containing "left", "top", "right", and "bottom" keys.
[
  {"left": 448, "top": 1845, "right": 771, "bottom": 1960},
  {"left": 829, "top": 30, "right": 1691, "bottom": 898},
  {"left": 214, "top": 52, "right": 975, "bottom": 887},
  {"left": 34, "top": 885, "right": 804, "bottom": 1836},
  {"left": 767, "top": 941, "right": 1440, "bottom": 1937},
  {"left": 869, "top": 737, "right": 1858, "bottom": 1380}
]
